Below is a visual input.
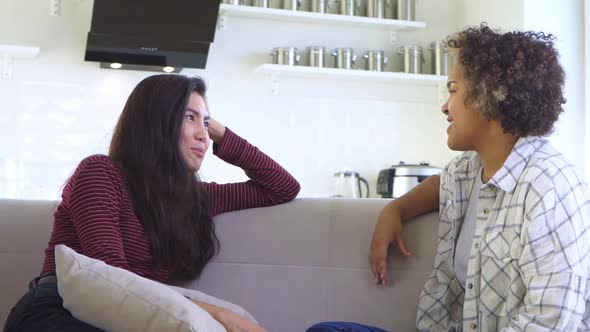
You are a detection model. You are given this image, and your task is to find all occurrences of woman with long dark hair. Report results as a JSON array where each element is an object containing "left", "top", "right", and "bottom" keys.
[{"left": 4, "top": 74, "right": 300, "bottom": 332}]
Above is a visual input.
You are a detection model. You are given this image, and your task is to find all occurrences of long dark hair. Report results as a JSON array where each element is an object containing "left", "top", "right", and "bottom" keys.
[{"left": 109, "top": 74, "right": 219, "bottom": 283}]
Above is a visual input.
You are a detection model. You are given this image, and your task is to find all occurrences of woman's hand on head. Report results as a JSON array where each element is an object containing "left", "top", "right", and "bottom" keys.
[{"left": 207, "top": 118, "right": 226, "bottom": 144}]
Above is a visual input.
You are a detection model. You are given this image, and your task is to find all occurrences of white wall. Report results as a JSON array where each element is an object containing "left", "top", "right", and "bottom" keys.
[
  {"left": 2, "top": 0, "right": 585, "bottom": 200},
  {"left": 585, "top": 0, "right": 590, "bottom": 178},
  {"left": 0, "top": 0, "right": 462, "bottom": 200},
  {"left": 460, "top": 0, "right": 524, "bottom": 31},
  {"left": 461, "top": 0, "right": 587, "bottom": 176},
  {"left": 522, "top": 0, "right": 586, "bottom": 176}
]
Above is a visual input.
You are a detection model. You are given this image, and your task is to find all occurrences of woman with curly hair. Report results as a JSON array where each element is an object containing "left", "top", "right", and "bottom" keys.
[{"left": 369, "top": 24, "right": 590, "bottom": 331}]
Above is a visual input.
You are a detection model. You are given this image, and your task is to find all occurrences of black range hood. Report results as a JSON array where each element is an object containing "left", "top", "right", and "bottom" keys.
[{"left": 85, "top": 0, "right": 220, "bottom": 71}]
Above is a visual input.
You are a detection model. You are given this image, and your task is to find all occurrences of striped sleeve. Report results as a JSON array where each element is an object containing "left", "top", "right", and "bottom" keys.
[
  {"left": 203, "top": 128, "right": 300, "bottom": 216},
  {"left": 64, "top": 156, "right": 130, "bottom": 269}
]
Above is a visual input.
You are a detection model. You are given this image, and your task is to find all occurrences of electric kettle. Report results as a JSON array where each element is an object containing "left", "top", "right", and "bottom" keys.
[{"left": 332, "top": 170, "right": 369, "bottom": 198}]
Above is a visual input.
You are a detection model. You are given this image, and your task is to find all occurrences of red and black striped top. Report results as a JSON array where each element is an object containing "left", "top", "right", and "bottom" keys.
[{"left": 41, "top": 128, "right": 300, "bottom": 283}]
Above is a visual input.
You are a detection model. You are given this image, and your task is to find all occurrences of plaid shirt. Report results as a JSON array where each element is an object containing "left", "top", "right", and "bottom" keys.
[{"left": 416, "top": 137, "right": 590, "bottom": 331}]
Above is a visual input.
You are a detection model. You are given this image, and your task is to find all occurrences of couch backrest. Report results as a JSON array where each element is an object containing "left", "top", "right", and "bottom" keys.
[
  {"left": 0, "top": 199, "right": 58, "bottom": 316},
  {"left": 183, "top": 198, "right": 439, "bottom": 332},
  {"left": 0, "top": 198, "right": 439, "bottom": 331}
]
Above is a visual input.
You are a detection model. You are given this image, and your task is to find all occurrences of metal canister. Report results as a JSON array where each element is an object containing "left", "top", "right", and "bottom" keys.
[
  {"left": 363, "top": 50, "right": 387, "bottom": 71},
  {"left": 399, "top": 45, "right": 424, "bottom": 74},
  {"left": 367, "top": 0, "right": 391, "bottom": 19},
  {"left": 430, "top": 41, "right": 454, "bottom": 76},
  {"left": 307, "top": 46, "right": 326, "bottom": 67},
  {"left": 395, "top": 0, "right": 415, "bottom": 20},
  {"left": 339, "top": 0, "right": 359, "bottom": 16},
  {"left": 331, "top": 48, "right": 356, "bottom": 69},
  {"left": 252, "top": 0, "right": 270, "bottom": 7},
  {"left": 282, "top": 0, "right": 301, "bottom": 10},
  {"left": 270, "top": 47, "right": 300, "bottom": 66},
  {"left": 310, "top": 0, "right": 328, "bottom": 13}
]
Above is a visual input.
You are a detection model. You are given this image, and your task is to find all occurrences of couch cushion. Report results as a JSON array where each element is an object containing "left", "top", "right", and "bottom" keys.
[
  {"left": 0, "top": 198, "right": 440, "bottom": 332},
  {"left": 55, "top": 244, "right": 226, "bottom": 332},
  {"left": 183, "top": 198, "right": 439, "bottom": 332},
  {"left": 0, "top": 199, "right": 56, "bottom": 325}
]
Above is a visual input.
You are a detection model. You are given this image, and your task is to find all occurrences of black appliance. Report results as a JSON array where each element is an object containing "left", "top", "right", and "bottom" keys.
[{"left": 85, "top": 0, "right": 220, "bottom": 71}]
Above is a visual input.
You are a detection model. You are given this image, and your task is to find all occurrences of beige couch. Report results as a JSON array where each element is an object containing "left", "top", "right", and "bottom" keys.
[{"left": 0, "top": 198, "right": 438, "bottom": 332}]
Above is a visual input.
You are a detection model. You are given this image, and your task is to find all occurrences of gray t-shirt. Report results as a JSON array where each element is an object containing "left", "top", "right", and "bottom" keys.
[{"left": 454, "top": 167, "right": 484, "bottom": 288}]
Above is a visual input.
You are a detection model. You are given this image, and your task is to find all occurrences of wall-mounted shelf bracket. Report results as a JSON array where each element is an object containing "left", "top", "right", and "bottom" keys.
[
  {"left": 271, "top": 74, "right": 279, "bottom": 95},
  {"left": 217, "top": 14, "right": 228, "bottom": 31}
]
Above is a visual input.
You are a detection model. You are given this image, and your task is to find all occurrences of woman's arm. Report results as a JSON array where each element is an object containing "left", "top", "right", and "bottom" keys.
[
  {"left": 191, "top": 300, "right": 267, "bottom": 332},
  {"left": 66, "top": 155, "right": 131, "bottom": 269},
  {"left": 504, "top": 185, "right": 590, "bottom": 330},
  {"left": 203, "top": 120, "right": 300, "bottom": 216},
  {"left": 369, "top": 174, "right": 440, "bottom": 285}
]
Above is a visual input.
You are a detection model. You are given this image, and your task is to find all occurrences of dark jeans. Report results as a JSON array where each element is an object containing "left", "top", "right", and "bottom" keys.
[
  {"left": 306, "top": 321, "right": 389, "bottom": 332},
  {"left": 3, "top": 276, "right": 103, "bottom": 332}
]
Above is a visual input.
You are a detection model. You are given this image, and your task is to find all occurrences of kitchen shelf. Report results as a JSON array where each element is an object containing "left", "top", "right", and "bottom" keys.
[
  {"left": 0, "top": 45, "right": 40, "bottom": 58},
  {"left": 255, "top": 64, "right": 447, "bottom": 86},
  {"left": 218, "top": 4, "right": 426, "bottom": 30}
]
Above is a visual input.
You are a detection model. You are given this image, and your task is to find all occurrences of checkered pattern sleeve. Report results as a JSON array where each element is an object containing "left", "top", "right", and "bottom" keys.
[{"left": 504, "top": 169, "right": 590, "bottom": 331}]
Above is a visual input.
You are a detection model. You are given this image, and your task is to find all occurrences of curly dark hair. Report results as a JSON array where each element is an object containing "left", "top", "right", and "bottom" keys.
[{"left": 445, "top": 24, "right": 566, "bottom": 137}]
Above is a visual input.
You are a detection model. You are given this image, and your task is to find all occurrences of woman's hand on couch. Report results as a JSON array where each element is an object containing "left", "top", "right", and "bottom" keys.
[
  {"left": 192, "top": 300, "right": 267, "bottom": 332},
  {"left": 369, "top": 175, "right": 440, "bottom": 286},
  {"left": 369, "top": 204, "right": 410, "bottom": 286}
]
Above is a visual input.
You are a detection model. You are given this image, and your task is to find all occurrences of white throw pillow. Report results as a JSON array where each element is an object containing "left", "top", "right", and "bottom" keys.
[
  {"left": 166, "top": 285, "right": 258, "bottom": 324},
  {"left": 54, "top": 244, "right": 226, "bottom": 332}
]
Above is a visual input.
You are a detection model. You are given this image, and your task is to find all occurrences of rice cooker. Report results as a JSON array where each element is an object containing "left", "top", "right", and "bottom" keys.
[{"left": 376, "top": 161, "right": 442, "bottom": 198}]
